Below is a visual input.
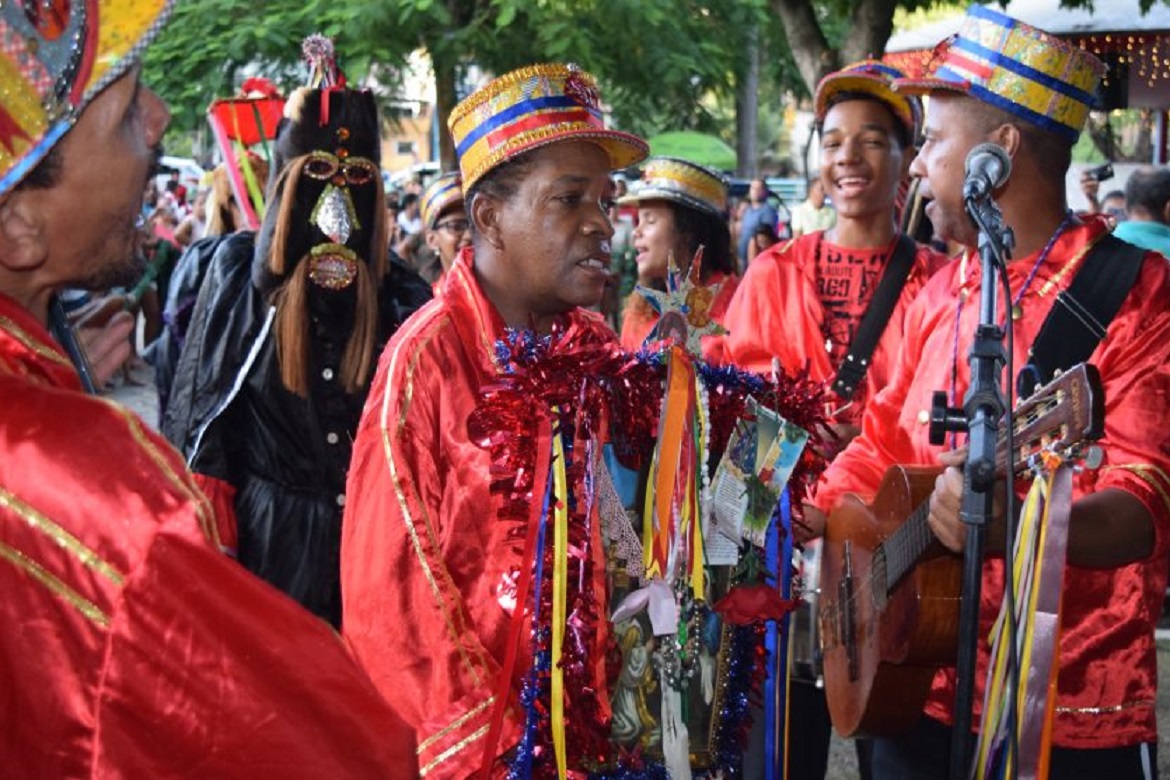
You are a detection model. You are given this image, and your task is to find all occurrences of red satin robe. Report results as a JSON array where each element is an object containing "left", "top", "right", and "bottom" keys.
[
  {"left": 0, "top": 293, "right": 416, "bottom": 778},
  {"left": 720, "top": 232, "right": 947, "bottom": 428},
  {"left": 814, "top": 216, "right": 1170, "bottom": 748},
  {"left": 619, "top": 271, "right": 739, "bottom": 362},
  {"left": 343, "top": 248, "right": 619, "bottom": 779}
]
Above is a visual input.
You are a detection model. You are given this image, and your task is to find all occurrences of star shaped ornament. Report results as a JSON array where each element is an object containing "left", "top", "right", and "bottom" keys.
[{"left": 636, "top": 246, "right": 725, "bottom": 357}]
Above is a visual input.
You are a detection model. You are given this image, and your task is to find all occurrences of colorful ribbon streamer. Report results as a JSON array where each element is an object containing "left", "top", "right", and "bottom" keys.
[
  {"left": 975, "top": 454, "right": 1072, "bottom": 780},
  {"left": 765, "top": 489, "right": 795, "bottom": 780}
]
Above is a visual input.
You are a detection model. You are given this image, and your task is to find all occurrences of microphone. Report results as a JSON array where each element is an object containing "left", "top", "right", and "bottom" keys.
[{"left": 963, "top": 143, "right": 1011, "bottom": 201}]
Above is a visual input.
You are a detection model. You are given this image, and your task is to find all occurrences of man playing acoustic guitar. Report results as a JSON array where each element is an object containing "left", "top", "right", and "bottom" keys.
[{"left": 802, "top": 8, "right": 1170, "bottom": 779}]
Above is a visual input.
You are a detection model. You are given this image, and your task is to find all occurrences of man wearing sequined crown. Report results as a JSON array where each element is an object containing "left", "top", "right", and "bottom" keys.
[
  {"left": 163, "top": 36, "right": 431, "bottom": 627},
  {"left": 800, "top": 8, "right": 1170, "bottom": 778},
  {"left": 0, "top": 5, "right": 418, "bottom": 775},
  {"left": 342, "top": 63, "right": 649, "bottom": 778}
]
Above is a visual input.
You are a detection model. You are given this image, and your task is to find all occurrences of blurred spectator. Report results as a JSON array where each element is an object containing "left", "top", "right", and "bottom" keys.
[
  {"left": 1079, "top": 167, "right": 1126, "bottom": 222},
  {"left": 737, "top": 178, "right": 778, "bottom": 269},
  {"left": 1113, "top": 165, "right": 1170, "bottom": 257},
  {"left": 166, "top": 169, "right": 188, "bottom": 208},
  {"left": 790, "top": 177, "right": 836, "bottom": 237},
  {"left": 397, "top": 192, "right": 422, "bottom": 236},
  {"left": 747, "top": 221, "right": 778, "bottom": 262},
  {"left": 150, "top": 204, "right": 179, "bottom": 244},
  {"left": 173, "top": 186, "right": 208, "bottom": 247},
  {"left": 419, "top": 171, "right": 470, "bottom": 288}
]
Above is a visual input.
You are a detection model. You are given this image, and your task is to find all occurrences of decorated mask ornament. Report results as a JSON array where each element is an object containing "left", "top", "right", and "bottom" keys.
[
  {"left": 255, "top": 35, "right": 386, "bottom": 295},
  {"left": 306, "top": 243, "right": 359, "bottom": 290},
  {"left": 259, "top": 34, "right": 389, "bottom": 398}
]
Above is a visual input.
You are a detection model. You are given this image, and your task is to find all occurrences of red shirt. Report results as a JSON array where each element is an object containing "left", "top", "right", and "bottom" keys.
[
  {"left": 343, "top": 248, "right": 618, "bottom": 778},
  {"left": 0, "top": 293, "right": 416, "bottom": 778},
  {"left": 815, "top": 216, "right": 1170, "bottom": 748},
  {"left": 721, "top": 232, "right": 947, "bottom": 428}
]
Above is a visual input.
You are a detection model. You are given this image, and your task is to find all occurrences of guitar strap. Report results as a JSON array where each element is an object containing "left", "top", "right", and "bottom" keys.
[
  {"left": 832, "top": 233, "right": 917, "bottom": 402},
  {"left": 1016, "top": 233, "right": 1146, "bottom": 398}
]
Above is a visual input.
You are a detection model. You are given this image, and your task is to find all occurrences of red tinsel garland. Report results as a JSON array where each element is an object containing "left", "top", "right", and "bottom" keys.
[{"left": 467, "top": 323, "right": 828, "bottom": 773}]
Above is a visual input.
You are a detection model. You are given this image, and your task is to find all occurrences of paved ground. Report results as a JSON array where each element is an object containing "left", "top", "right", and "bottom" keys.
[{"left": 106, "top": 370, "right": 1170, "bottom": 779}]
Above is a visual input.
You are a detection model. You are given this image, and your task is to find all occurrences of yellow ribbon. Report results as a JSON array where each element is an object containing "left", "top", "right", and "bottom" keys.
[
  {"left": 689, "top": 370, "right": 706, "bottom": 599},
  {"left": 975, "top": 455, "right": 1066, "bottom": 780},
  {"left": 235, "top": 139, "right": 266, "bottom": 220},
  {"left": 551, "top": 419, "right": 569, "bottom": 780}
]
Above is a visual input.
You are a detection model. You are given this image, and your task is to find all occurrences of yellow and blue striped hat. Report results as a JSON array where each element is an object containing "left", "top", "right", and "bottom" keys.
[
  {"left": 0, "top": 0, "right": 174, "bottom": 197},
  {"left": 893, "top": 5, "right": 1104, "bottom": 142},
  {"left": 619, "top": 156, "right": 728, "bottom": 218},
  {"left": 815, "top": 60, "right": 922, "bottom": 142},
  {"left": 420, "top": 171, "right": 463, "bottom": 229},
  {"left": 448, "top": 63, "right": 648, "bottom": 193}
]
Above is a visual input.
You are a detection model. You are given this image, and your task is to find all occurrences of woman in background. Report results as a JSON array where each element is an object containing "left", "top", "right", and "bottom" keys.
[{"left": 619, "top": 156, "right": 738, "bottom": 362}]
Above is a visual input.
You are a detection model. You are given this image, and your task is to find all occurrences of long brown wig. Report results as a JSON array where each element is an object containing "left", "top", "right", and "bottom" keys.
[{"left": 262, "top": 87, "right": 389, "bottom": 398}]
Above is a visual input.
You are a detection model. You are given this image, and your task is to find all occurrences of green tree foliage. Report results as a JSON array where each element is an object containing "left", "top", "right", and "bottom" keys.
[{"left": 143, "top": 0, "right": 807, "bottom": 168}]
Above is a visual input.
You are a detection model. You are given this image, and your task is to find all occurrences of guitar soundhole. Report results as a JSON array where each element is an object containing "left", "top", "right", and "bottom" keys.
[{"left": 870, "top": 546, "right": 888, "bottom": 612}]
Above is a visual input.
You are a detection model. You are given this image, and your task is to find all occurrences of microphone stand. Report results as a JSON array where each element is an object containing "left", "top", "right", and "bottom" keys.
[{"left": 936, "top": 192, "right": 1013, "bottom": 780}]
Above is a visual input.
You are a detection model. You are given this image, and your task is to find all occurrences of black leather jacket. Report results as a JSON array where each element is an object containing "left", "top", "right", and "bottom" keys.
[{"left": 163, "top": 232, "right": 431, "bottom": 626}]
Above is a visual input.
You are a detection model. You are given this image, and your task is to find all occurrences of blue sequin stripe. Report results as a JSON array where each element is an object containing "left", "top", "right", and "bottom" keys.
[
  {"left": 0, "top": 119, "right": 71, "bottom": 197},
  {"left": 935, "top": 68, "right": 1081, "bottom": 142},
  {"left": 455, "top": 95, "right": 597, "bottom": 159},
  {"left": 950, "top": 22, "right": 1098, "bottom": 109}
]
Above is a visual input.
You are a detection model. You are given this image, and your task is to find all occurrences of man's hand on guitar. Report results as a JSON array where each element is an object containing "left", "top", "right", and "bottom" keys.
[
  {"left": 927, "top": 448, "right": 1009, "bottom": 553},
  {"left": 927, "top": 451, "right": 968, "bottom": 552}
]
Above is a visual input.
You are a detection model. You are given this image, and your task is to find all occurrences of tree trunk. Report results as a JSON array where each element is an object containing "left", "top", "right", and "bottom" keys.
[
  {"left": 773, "top": 0, "right": 900, "bottom": 95},
  {"left": 842, "top": 0, "right": 900, "bottom": 67},
  {"left": 433, "top": 57, "right": 458, "bottom": 171},
  {"left": 736, "top": 27, "right": 761, "bottom": 177},
  {"left": 772, "top": 0, "right": 836, "bottom": 94}
]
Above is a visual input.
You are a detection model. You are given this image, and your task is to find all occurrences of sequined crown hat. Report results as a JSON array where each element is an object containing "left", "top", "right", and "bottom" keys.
[
  {"left": 814, "top": 59, "right": 922, "bottom": 142},
  {"left": 448, "top": 63, "right": 649, "bottom": 192},
  {"left": 420, "top": 171, "right": 463, "bottom": 229},
  {"left": 893, "top": 5, "right": 1105, "bottom": 142},
  {"left": 619, "top": 156, "right": 728, "bottom": 218},
  {"left": 0, "top": 0, "right": 174, "bottom": 197}
]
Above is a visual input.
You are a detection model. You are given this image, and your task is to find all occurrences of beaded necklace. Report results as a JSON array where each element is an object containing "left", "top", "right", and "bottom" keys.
[{"left": 1007, "top": 209, "right": 1075, "bottom": 323}]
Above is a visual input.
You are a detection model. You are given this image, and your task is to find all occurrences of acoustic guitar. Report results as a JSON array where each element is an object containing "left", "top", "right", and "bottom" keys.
[{"left": 818, "top": 363, "right": 1104, "bottom": 738}]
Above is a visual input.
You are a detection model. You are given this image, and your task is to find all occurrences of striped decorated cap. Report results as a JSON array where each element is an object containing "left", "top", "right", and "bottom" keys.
[
  {"left": 0, "top": 0, "right": 174, "bottom": 198},
  {"left": 893, "top": 5, "right": 1105, "bottom": 142},
  {"left": 815, "top": 60, "right": 921, "bottom": 142},
  {"left": 420, "top": 171, "right": 463, "bottom": 229},
  {"left": 448, "top": 63, "right": 648, "bottom": 192},
  {"left": 618, "top": 156, "right": 728, "bottom": 218}
]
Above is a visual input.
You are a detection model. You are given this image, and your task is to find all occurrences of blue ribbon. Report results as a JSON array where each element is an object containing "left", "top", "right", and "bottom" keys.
[{"left": 764, "top": 489, "right": 794, "bottom": 780}]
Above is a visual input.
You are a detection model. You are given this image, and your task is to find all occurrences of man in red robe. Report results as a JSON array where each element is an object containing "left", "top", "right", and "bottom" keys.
[
  {"left": 342, "top": 64, "right": 649, "bottom": 778},
  {"left": 0, "top": 4, "right": 414, "bottom": 776},
  {"left": 805, "top": 10, "right": 1170, "bottom": 778}
]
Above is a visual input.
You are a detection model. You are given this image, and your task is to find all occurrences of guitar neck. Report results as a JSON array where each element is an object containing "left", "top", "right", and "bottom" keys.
[
  {"left": 882, "top": 500, "right": 935, "bottom": 588},
  {"left": 875, "top": 362, "right": 1103, "bottom": 596}
]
